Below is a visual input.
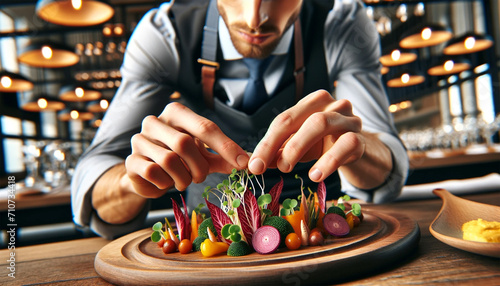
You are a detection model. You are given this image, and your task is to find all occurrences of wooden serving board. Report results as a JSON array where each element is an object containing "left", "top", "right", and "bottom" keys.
[{"left": 95, "top": 210, "right": 420, "bottom": 285}]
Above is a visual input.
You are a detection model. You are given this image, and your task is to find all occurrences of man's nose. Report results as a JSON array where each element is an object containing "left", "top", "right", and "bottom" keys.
[{"left": 244, "top": 0, "right": 267, "bottom": 30}]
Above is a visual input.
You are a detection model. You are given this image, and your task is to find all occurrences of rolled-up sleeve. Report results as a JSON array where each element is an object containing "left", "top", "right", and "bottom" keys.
[
  {"left": 324, "top": 0, "right": 409, "bottom": 203},
  {"left": 71, "top": 3, "right": 180, "bottom": 238}
]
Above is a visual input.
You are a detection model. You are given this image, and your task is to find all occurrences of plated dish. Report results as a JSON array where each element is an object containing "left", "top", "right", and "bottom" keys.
[{"left": 430, "top": 188, "right": 500, "bottom": 258}]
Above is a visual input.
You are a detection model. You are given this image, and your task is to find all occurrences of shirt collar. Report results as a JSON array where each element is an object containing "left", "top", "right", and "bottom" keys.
[{"left": 219, "top": 17, "right": 293, "bottom": 60}]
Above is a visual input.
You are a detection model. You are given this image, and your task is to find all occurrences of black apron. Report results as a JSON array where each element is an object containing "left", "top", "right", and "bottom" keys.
[{"left": 166, "top": 0, "right": 342, "bottom": 208}]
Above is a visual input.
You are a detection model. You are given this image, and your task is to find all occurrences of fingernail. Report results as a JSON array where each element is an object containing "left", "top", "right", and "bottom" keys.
[
  {"left": 278, "top": 159, "right": 291, "bottom": 173},
  {"left": 237, "top": 154, "right": 248, "bottom": 168},
  {"left": 310, "top": 168, "right": 323, "bottom": 182},
  {"left": 249, "top": 158, "right": 265, "bottom": 174}
]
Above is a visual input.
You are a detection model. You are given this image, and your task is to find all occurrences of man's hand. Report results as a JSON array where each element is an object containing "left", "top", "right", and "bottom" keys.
[
  {"left": 125, "top": 102, "right": 250, "bottom": 198},
  {"left": 248, "top": 89, "right": 392, "bottom": 190}
]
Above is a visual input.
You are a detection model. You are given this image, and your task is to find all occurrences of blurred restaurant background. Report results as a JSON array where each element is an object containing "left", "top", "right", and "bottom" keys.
[{"left": 1, "top": 0, "right": 499, "bottom": 247}]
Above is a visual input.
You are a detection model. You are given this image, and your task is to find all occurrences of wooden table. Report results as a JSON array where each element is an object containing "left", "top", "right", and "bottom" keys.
[{"left": 1, "top": 192, "right": 499, "bottom": 285}]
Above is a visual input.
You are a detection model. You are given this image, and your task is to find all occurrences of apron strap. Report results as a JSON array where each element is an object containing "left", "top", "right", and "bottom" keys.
[
  {"left": 198, "top": 0, "right": 219, "bottom": 109},
  {"left": 199, "top": 1, "right": 304, "bottom": 109},
  {"left": 293, "top": 17, "right": 305, "bottom": 104}
]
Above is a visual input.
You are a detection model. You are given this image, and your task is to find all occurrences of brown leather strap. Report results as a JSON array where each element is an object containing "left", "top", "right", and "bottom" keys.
[
  {"left": 201, "top": 65, "right": 217, "bottom": 109},
  {"left": 293, "top": 17, "right": 305, "bottom": 103}
]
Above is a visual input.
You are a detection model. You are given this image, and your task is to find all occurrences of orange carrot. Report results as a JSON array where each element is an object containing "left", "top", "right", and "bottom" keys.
[{"left": 190, "top": 210, "right": 198, "bottom": 242}]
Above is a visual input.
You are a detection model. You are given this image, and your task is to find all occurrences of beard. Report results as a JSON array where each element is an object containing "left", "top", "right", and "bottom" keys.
[{"left": 221, "top": 12, "right": 300, "bottom": 59}]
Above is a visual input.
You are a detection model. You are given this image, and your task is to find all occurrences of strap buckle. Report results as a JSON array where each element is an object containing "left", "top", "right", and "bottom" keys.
[{"left": 197, "top": 58, "right": 220, "bottom": 70}]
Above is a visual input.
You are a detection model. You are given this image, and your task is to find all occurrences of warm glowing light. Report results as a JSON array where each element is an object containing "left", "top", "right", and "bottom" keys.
[
  {"left": 41, "top": 45, "right": 53, "bottom": 59},
  {"left": 99, "top": 99, "right": 109, "bottom": 109},
  {"left": 75, "top": 87, "right": 84, "bottom": 97},
  {"left": 114, "top": 25, "right": 124, "bottom": 36},
  {"left": 1, "top": 76, "right": 12, "bottom": 88},
  {"left": 72, "top": 0, "right": 82, "bottom": 10},
  {"left": 421, "top": 27, "right": 432, "bottom": 40},
  {"left": 54, "top": 150, "right": 65, "bottom": 161},
  {"left": 401, "top": 73, "right": 410, "bottom": 83},
  {"left": 391, "top": 50, "right": 401, "bottom": 61},
  {"left": 399, "top": 101, "right": 409, "bottom": 109},
  {"left": 70, "top": 110, "right": 80, "bottom": 119},
  {"left": 444, "top": 60, "right": 454, "bottom": 71},
  {"left": 389, "top": 104, "right": 398, "bottom": 113},
  {"left": 94, "top": 119, "right": 102, "bottom": 127},
  {"left": 37, "top": 98, "right": 48, "bottom": 109},
  {"left": 464, "top": 36, "right": 476, "bottom": 50},
  {"left": 103, "top": 25, "right": 112, "bottom": 37}
]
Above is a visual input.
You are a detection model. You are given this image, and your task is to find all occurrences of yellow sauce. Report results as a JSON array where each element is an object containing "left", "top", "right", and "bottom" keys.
[{"left": 462, "top": 219, "right": 500, "bottom": 243}]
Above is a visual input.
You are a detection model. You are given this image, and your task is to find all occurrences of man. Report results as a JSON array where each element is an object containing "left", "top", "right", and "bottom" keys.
[{"left": 72, "top": 0, "right": 409, "bottom": 239}]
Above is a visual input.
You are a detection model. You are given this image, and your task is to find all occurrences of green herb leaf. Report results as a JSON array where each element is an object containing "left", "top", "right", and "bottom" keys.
[
  {"left": 230, "top": 233, "right": 242, "bottom": 242},
  {"left": 257, "top": 194, "right": 272, "bottom": 207},
  {"left": 262, "top": 209, "right": 273, "bottom": 216},
  {"left": 151, "top": 231, "right": 162, "bottom": 243},
  {"left": 232, "top": 199, "right": 241, "bottom": 208},
  {"left": 221, "top": 224, "right": 232, "bottom": 239},
  {"left": 352, "top": 203, "right": 362, "bottom": 216},
  {"left": 229, "top": 224, "right": 241, "bottom": 233},
  {"left": 152, "top": 221, "right": 163, "bottom": 232}
]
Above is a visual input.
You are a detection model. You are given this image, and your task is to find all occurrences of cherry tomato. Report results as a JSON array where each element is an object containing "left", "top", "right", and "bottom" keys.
[
  {"left": 285, "top": 233, "right": 301, "bottom": 250},
  {"left": 162, "top": 239, "right": 177, "bottom": 254},
  {"left": 308, "top": 229, "right": 324, "bottom": 246},
  {"left": 178, "top": 239, "right": 193, "bottom": 254}
]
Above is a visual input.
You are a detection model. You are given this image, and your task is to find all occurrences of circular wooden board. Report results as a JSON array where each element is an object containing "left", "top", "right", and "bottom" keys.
[{"left": 95, "top": 210, "right": 420, "bottom": 285}]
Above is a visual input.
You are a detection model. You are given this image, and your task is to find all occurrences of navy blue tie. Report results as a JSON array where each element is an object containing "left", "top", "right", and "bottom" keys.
[{"left": 241, "top": 56, "right": 273, "bottom": 114}]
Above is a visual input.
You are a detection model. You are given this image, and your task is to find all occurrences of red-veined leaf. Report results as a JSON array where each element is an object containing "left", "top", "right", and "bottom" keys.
[
  {"left": 180, "top": 195, "right": 191, "bottom": 241},
  {"left": 317, "top": 181, "right": 326, "bottom": 213},
  {"left": 268, "top": 177, "right": 283, "bottom": 217},
  {"left": 171, "top": 198, "right": 186, "bottom": 240},
  {"left": 205, "top": 198, "right": 232, "bottom": 243},
  {"left": 238, "top": 190, "right": 262, "bottom": 246}
]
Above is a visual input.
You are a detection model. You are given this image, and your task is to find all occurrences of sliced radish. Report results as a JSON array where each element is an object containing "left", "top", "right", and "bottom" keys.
[
  {"left": 323, "top": 213, "right": 350, "bottom": 237},
  {"left": 252, "top": 226, "right": 281, "bottom": 254}
]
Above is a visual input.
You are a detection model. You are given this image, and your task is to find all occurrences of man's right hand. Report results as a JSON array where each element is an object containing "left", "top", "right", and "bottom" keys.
[{"left": 125, "top": 102, "right": 250, "bottom": 198}]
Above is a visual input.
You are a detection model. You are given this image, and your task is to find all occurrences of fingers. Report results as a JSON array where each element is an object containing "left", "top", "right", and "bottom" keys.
[
  {"left": 249, "top": 90, "right": 361, "bottom": 175},
  {"left": 126, "top": 102, "right": 249, "bottom": 197},
  {"left": 161, "top": 103, "right": 249, "bottom": 169},
  {"left": 309, "top": 132, "right": 365, "bottom": 182}
]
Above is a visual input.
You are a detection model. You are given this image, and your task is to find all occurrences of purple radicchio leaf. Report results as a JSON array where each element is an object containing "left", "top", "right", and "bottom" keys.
[
  {"left": 205, "top": 198, "right": 232, "bottom": 243},
  {"left": 237, "top": 190, "right": 261, "bottom": 246},
  {"left": 268, "top": 177, "right": 283, "bottom": 217},
  {"left": 317, "top": 181, "right": 326, "bottom": 214},
  {"left": 171, "top": 198, "right": 186, "bottom": 240},
  {"left": 180, "top": 194, "right": 191, "bottom": 241}
]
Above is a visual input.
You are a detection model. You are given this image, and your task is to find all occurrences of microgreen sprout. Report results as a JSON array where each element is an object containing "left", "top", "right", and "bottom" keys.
[
  {"left": 221, "top": 223, "right": 242, "bottom": 242},
  {"left": 151, "top": 221, "right": 166, "bottom": 243},
  {"left": 336, "top": 195, "right": 362, "bottom": 216},
  {"left": 280, "top": 198, "right": 298, "bottom": 216}
]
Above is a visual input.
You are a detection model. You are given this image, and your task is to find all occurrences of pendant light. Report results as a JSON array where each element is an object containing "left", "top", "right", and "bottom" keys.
[
  {"left": 21, "top": 94, "right": 65, "bottom": 112},
  {"left": 0, "top": 70, "right": 34, "bottom": 92},
  {"left": 427, "top": 59, "right": 471, "bottom": 76},
  {"left": 387, "top": 71, "right": 425, "bottom": 88},
  {"left": 58, "top": 108, "right": 94, "bottom": 121},
  {"left": 18, "top": 41, "right": 80, "bottom": 68},
  {"left": 59, "top": 84, "right": 101, "bottom": 102},
  {"left": 380, "top": 49, "right": 417, "bottom": 67},
  {"left": 87, "top": 99, "right": 109, "bottom": 112},
  {"left": 399, "top": 24, "right": 452, "bottom": 49},
  {"left": 443, "top": 33, "right": 494, "bottom": 55},
  {"left": 36, "top": 0, "right": 114, "bottom": 27}
]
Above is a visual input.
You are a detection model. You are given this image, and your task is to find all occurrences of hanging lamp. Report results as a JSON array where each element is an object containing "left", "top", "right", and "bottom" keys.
[
  {"left": 399, "top": 24, "right": 452, "bottom": 49},
  {"left": 21, "top": 94, "right": 65, "bottom": 112},
  {"left": 443, "top": 33, "right": 494, "bottom": 55},
  {"left": 36, "top": 0, "right": 114, "bottom": 27},
  {"left": 18, "top": 41, "right": 80, "bottom": 68},
  {"left": 58, "top": 108, "right": 94, "bottom": 121},
  {"left": 427, "top": 58, "right": 470, "bottom": 76},
  {"left": 380, "top": 48, "right": 417, "bottom": 67},
  {"left": 387, "top": 71, "right": 425, "bottom": 88},
  {"left": 59, "top": 84, "right": 101, "bottom": 102},
  {"left": 0, "top": 70, "right": 34, "bottom": 92}
]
